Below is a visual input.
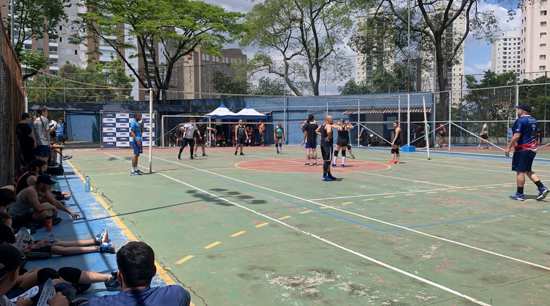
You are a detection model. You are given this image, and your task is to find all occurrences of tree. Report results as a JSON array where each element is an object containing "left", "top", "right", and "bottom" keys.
[
  {"left": 382, "top": 0, "right": 499, "bottom": 119},
  {"left": 252, "top": 77, "right": 290, "bottom": 96},
  {"left": 463, "top": 70, "right": 517, "bottom": 121},
  {"left": 243, "top": 0, "right": 353, "bottom": 96},
  {"left": 80, "top": 0, "right": 242, "bottom": 103},
  {"left": 339, "top": 80, "right": 370, "bottom": 95},
  {"left": 26, "top": 60, "right": 134, "bottom": 103},
  {"left": 2, "top": 0, "right": 67, "bottom": 79},
  {"left": 212, "top": 71, "right": 249, "bottom": 95}
]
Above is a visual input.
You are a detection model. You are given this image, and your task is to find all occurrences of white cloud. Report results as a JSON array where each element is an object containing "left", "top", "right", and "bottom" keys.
[
  {"left": 477, "top": 2, "right": 521, "bottom": 35},
  {"left": 204, "top": 0, "right": 256, "bottom": 12}
]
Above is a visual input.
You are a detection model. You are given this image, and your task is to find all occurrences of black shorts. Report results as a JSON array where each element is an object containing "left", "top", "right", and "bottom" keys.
[
  {"left": 180, "top": 138, "right": 195, "bottom": 147},
  {"left": 321, "top": 143, "right": 333, "bottom": 161},
  {"left": 337, "top": 139, "right": 349, "bottom": 147},
  {"left": 305, "top": 141, "right": 317, "bottom": 149},
  {"left": 481, "top": 134, "right": 488, "bottom": 140},
  {"left": 512, "top": 150, "right": 536, "bottom": 172},
  {"left": 237, "top": 136, "right": 246, "bottom": 145}
]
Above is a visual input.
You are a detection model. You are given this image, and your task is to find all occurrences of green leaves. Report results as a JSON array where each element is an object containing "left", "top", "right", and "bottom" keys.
[{"left": 81, "top": 0, "right": 242, "bottom": 97}]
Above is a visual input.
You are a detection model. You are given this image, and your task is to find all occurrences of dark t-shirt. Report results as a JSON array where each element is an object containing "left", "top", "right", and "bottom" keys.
[
  {"left": 16, "top": 123, "right": 34, "bottom": 149},
  {"left": 512, "top": 115, "right": 538, "bottom": 151},
  {"left": 303, "top": 122, "right": 319, "bottom": 144},
  {"left": 86, "top": 285, "right": 190, "bottom": 306}
]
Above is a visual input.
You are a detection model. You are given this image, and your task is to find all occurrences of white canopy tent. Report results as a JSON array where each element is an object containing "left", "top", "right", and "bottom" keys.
[
  {"left": 205, "top": 104, "right": 238, "bottom": 119},
  {"left": 235, "top": 108, "right": 266, "bottom": 119}
]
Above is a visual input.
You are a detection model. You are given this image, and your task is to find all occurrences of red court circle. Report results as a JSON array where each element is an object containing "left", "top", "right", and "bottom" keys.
[{"left": 236, "top": 158, "right": 390, "bottom": 173}]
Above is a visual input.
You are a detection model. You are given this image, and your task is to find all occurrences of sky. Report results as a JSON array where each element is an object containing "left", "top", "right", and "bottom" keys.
[{"left": 206, "top": 0, "right": 522, "bottom": 91}]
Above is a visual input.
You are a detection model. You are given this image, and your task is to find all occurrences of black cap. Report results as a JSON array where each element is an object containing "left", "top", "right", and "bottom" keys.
[
  {"left": 36, "top": 175, "right": 56, "bottom": 185},
  {"left": 0, "top": 244, "right": 24, "bottom": 280},
  {"left": 516, "top": 104, "right": 531, "bottom": 113}
]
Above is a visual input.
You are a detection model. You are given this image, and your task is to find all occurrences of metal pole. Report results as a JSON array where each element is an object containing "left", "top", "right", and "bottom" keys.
[
  {"left": 515, "top": 83, "right": 519, "bottom": 119},
  {"left": 448, "top": 90, "right": 452, "bottom": 151},
  {"left": 432, "top": 94, "right": 436, "bottom": 146},
  {"left": 24, "top": 95, "right": 28, "bottom": 112},
  {"left": 326, "top": 100, "right": 329, "bottom": 116},
  {"left": 148, "top": 89, "right": 153, "bottom": 174},
  {"left": 284, "top": 96, "right": 288, "bottom": 144},
  {"left": 407, "top": 93, "right": 411, "bottom": 146},
  {"left": 398, "top": 95, "right": 401, "bottom": 123},
  {"left": 357, "top": 99, "right": 360, "bottom": 146},
  {"left": 160, "top": 115, "right": 165, "bottom": 147},
  {"left": 423, "top": 96, "right": 430, "bottom": 160}
]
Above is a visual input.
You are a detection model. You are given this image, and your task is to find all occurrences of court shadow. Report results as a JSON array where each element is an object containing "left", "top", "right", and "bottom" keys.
[
  {"left": 189, "top": 191, "right": 233, "bottom": 207},
  {"left": 107, "top": 157, "right": 117, "bottom": 161}
]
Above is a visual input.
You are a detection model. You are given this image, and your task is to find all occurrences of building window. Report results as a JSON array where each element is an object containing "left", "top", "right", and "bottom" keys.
[
  {"left": 541, "top": 32, "right": 548, "bottom": 38},
  {"left": 74, "top": 50, "right": 78, "bottom": 55},
  {"left": 542, "top": 43, "right": 548, "bottom": 47},
  {"left": 543, "top": 21, "right": 548, "bottom": 27},
  {"left": 541, "top": 55, "right": 547, "bottom": 60},
  {"left": 59, "top": 37, "right": 62, "bottom": 42},
  {"left": 540, "top": 65, "right": 547, "bottom": 71},
  {"left": 542, "top": 10, "right": 548, "bottom": 16}
]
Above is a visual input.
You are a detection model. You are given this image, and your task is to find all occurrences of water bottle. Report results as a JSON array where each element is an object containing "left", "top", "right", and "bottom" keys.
[{"left": 85, "top": 176, "right": 91, "bottom": 192}]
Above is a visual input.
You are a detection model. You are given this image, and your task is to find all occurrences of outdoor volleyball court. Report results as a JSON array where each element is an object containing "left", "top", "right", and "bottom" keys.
[{"left": 66, "top": 146, "right": 550, "bottom": 306}]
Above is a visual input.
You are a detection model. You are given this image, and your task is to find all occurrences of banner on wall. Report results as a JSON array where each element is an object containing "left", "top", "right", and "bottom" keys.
[{"left": 101, "top": 112, "right": 155, "bottom": 148}]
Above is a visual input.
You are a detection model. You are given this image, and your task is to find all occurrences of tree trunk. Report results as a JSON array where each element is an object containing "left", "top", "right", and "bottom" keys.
[{"left": 435, "top": 44, "right": 449, "bottom": 121}]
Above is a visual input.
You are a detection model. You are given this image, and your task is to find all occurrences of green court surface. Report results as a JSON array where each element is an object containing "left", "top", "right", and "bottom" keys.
[{"left": 67, "top": 146, "right": 550, "bottom": 306}]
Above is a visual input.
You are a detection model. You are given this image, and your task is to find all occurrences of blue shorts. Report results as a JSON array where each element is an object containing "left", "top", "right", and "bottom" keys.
[
  {"left": 34, "top": 145, "right": 51, "bottom": 158},
  {"left": 130, "top": 141, "right": 143, "bottom": 156},
  {"left": 512, "top": 150, "right": 536, "bottom": 172},
  {"left": 305, "top": 141, "right": 317, "bottom": 149}
]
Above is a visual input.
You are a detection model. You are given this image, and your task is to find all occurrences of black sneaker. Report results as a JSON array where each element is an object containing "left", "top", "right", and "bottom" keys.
[
  {"left": 537, "top": 187, "right": 549, "bottom": 201},
  {"left": 234, "top": 151, "right": 237, "bottom": 155},
  {"left": 240, "top": 152, "right": 244, "bottom": 156}
]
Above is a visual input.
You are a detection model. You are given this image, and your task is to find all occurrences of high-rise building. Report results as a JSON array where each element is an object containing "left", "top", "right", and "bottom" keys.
[
  {"left": 521, "top": 0, "right": 550, "bottom": 80},
  {"left": 172, "top": 48, "right": 247, "bottom": 99},
  {"left": 491, "top": 32, "right": 522, "bottom": 75},
  {"left": 355, "top": 12, "right": 395, "bottom": 85},
  {"left": 1, "top": 1, "right": 246, "bottom": 101}
]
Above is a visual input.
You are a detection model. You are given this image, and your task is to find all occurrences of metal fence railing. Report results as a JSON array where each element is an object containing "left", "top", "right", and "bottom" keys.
[{"left": 0, "top": 12, "right": 26, "bottom": 185}]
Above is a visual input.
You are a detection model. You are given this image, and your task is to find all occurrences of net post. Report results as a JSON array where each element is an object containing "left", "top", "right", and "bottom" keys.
[
  {"left": 432, "top": 93, "right": 436, "bottom": 146},
  {"left": 407, "top": 93, "right": 411, "bottom": 146},
  {"left": 423, "top": 96, "right": 430, "bottom": 160},
  {"left": 24, "top": 95, "right": 28, "bottom": 113},
  {"left": 284, "top": 96, "right": 288, "bottom": 144},
  {"left": 148, "top": 88, "right": 153, "bottom": 174},
  {"left": 448, "top": 90, "right": 452, "bottom": 152},
  {"left": 161, "top": 114, "right": 165, "bottom": 147},
  {"left": 398, "top": 95, "right": 401, "bottom": 123},
  {"left": 515, "top": 83, "right": 519, "bottom": 119},
  {"left": 357, "top": 99, "right": 360, "bottom": 146}
]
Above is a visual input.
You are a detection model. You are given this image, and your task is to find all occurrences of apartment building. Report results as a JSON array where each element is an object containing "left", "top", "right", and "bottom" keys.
[
  {"left": 491, "top": 32, "right": 522, "bottom": 75},
  {"left": 521, "top": 0, "right": 550, "bottom": 80}
]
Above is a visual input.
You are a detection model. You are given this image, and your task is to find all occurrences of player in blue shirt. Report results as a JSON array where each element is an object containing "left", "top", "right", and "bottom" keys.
[
  {"left": 84, "top": 241, "right": 191, "bottom": 306},
  {"left": 505, "top": 104, "right": 549, "bottom": 201},
  {"left": 129, "top": 113, "right": 143, "bottom": 176}
]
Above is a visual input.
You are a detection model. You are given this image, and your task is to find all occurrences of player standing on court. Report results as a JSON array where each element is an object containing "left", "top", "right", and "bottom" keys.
[
  {"left": 302, "top": 114, "right": 319, "bottom": 166},
  {"left": 178, "top": 119, "right": 196, "bottom": 160},
  {"left": 129, "top": 113, "right": 143, "bottom": 176},
  {"left": 317, "top": 116, "right": 337, "bottom": 181},
  {"left": 505, "top": 104, "right": 549, "bottom": 201},
  {"left": 390, "top": 121, "right": 402, "bottom": 164},
  {"left": 234, "top": 120, "right": 248, "bottom": 156},
  {"left": 274, "top": 123, "right": 285, "bottom": 154},
  {"left": 333, "top": 120, "right": 352, "bottom": 167}
]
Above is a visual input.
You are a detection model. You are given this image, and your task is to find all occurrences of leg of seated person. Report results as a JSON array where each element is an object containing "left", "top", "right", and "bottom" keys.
[
  {"left": 51, "top": 245, "right": 101, "bottom": 256},
  {"left": 54, "top": 238, "right": 97, "bottom": 247}
]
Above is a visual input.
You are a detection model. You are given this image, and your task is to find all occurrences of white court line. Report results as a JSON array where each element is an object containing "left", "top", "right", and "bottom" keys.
[
  {"left": 154, "top": 156, "right": 550, "bottom": 274},
  {"left": 309, "top": 182, "right": 513, "bottom": 201},
  {"left": 357, "top": 171, "right": 459, "bottom": 188},
  {"left": 156, "top": 171, "right": 490, "bottom": 306}
]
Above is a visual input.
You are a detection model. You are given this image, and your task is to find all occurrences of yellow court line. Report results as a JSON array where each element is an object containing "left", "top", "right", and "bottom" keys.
[
  {"left": 176, "top": 255, "right": 194, "bottom": 265},
  {"left": 363, "top": 198, "right": 375, "bottom": 201},
  {"left": 299, "top": 209, "right": 312, "bottom": 214},
  {"left": 256, "top": 222, "right": 269, "bottom": 228},
  {"left": 319, "top": 206, "right": 329, "bottom": 210},
  {"left": 66, "top": 160, "right": 176, "bottom": 285},
  {"left": 383, "top": 195, "right": 396, "bottom": 198},
  {"left": 342, "top": 201, "right": 353, "bottom": 205},
  {"left": 425, "top": 192, "right": 437, "bottom": 194},
  {"left": 231, "top": 230, "right": 247, "bottom": 238},
  {"left": 278, "top": 215, "right": 291, "bottom": 220},
  {"left": 405, "top": 194, "right": 414, "bottom": 197},
  {"left": 204, "top": 241, "right": 222, "bottom": 249}
]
